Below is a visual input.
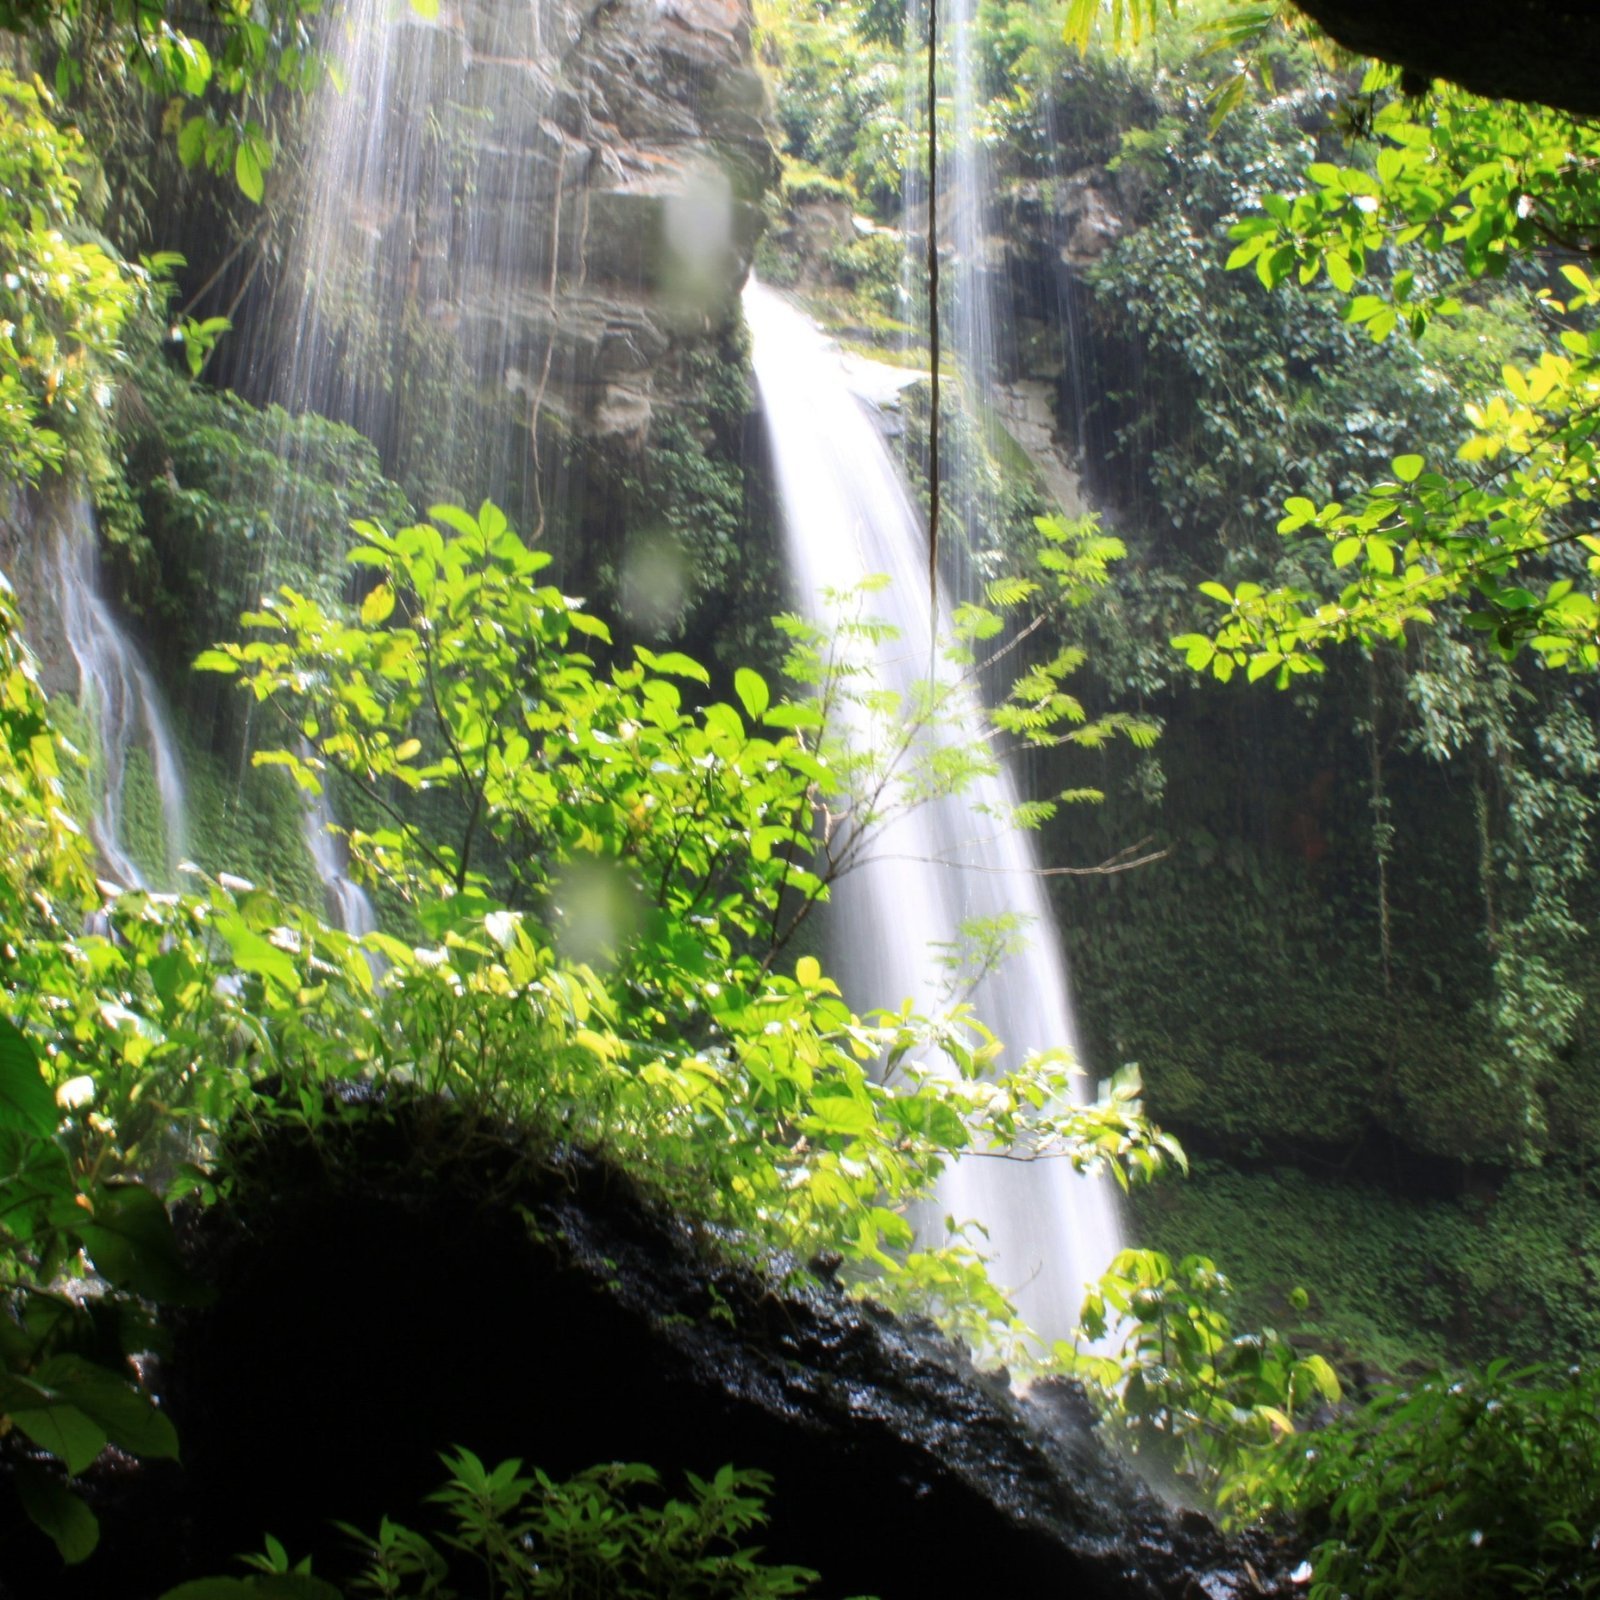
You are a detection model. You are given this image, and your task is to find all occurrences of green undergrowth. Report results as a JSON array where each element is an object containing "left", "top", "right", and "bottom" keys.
[
  {"left": 161, "top": 1453, "right": 829, "bottom": 1600},
  {"left": 1129, "top": 1159, "right": 1600, "bottom": 1376},
  {"left": 47, "top": 691, "right": 324, "bottom": 906}
]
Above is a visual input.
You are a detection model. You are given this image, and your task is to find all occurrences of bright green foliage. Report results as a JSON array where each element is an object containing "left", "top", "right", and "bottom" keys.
[
  {"left": 1279, "top": 1362, "right": 1600, "bottom": 1599},
  {"left": 0, "top": 582, "right": 219, "bottom": 1562},
  {"left": 0, "top": 572, "right": 92, "bottom": 919},
  {"left": 759, "top": 0, "right": 912, "bottom": 220},
  {"left": 1181, "top": 79, "right": 1600, "bottom": 676},
  {"left": 0, "top": 73, "right": 145, "bottom": 486},
  {"left": 1064, "top": 1246, "right": 1338, "bottom": 1515},
  {"left": 1068, "top": 6, "right": 1600, "bottom": 677},
  {"left": 1063, "top": 0, "right": 1176, "bottom": 53},
  {"left": 3, "top": 0, "right": 327, "bottom": 201},
  {"left": 1047, "top": 5, "right": 1600, "bottom": 1168},
  {"left": 198, "top": 501, "right": 1178, "bottom": 1341}
]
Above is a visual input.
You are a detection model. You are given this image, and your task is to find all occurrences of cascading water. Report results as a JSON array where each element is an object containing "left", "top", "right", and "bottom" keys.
[
  {"left": 218, "top": 0, "right": 633, "bottom": 929},
  {"left": 745, "top": 281, "right": 1120, "bottom": 1343},
  {"left": 296, "top": 741, "right": 378, "bottom": 938},
  {"left": 223, "top": 0, "right": 552, "bottom": 930},
  {"left": 52, "top": 498, "right": 191, "bottom": 888}
]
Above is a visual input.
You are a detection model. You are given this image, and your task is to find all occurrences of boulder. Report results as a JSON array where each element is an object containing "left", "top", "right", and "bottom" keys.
[{"left": 45, "top": 1098, "right": 1302, "bottom": 1600}]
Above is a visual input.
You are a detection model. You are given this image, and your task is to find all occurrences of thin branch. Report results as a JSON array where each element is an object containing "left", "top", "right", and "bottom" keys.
[
  {"left": 865, "top": 839, "right": 1170, "bottom": 877},
  {"left": 176, "top": 221, "right": 267, "bottom": 318},
  {"left": 973, "top": 612, "right": 1048, "bottom": 678}
]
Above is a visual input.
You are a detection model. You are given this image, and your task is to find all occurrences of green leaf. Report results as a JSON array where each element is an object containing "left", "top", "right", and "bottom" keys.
[
  {"left": 14, "top": 1462, "right": 98, "bottom": 1564},
  {"left": 1392, "top": 454, "right": 1424, "bottom": 482},
  {"left": 11, "top": 1402, "right": 107, "bottom": 1476},
  {"left": 216, "top": 918, "right": 299, "bottom": 991},
  {"left": 177, "top": 116, "right": 209, "bottom": 169},
  {"left": 360, "top": 584, "right": 395, "bottom": 625},
  {"left": 733, "top": 668, "right": 769, "bottom": 721},
  {"left": 77, "top": 1183, "right": 204, "bottom": 1304},
  {"left": 0, "top": 1017, "right": 58, "bottom": 1136},
  {"left": 32, "top": 1355, "right": 179, "bottom": 1460},
  {"left": 761, "top": 701, "right": 824, "bottom": 730},
  {"left": 234, "top": 139, "right": 265, "bottom": 203},
  {"left": 640, "top": 650, "right": 710, "bottom": 685},
  {"left": 566, "top": 612, "right": 611, "bottom": 642}
]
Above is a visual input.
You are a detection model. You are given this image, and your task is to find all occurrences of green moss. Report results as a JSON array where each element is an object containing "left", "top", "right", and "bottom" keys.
[
  {"left": 118, "top": 745, "right": 170, "bottom": 882},
  {"left": 781, "top": 162, "right": 856, "bottom": 207},
  {"left": 48, "top": 693, "right": 176, "bottom": 885},
  {"left": 1128, "top": 1159, "right": 1600, "bottom": 1375},
  {"left": 180, "top": 738, "right": 324, "bottom": 912},
  {"left": 49, "top": 688, "right": 325, "bottom": 904},
  {"left": 46, "top": 694, "right": 96, "bottom": 845}
]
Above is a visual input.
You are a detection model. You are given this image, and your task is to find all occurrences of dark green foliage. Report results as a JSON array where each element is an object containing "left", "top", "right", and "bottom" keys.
[
  {"left": 1129, "top": 1161, "right": 1600, "bottom": 1372},
  {"left": 1280, "top": 1362, "right": 1600, "bottom": 1600},
  {"left": 116, "top": 353, "right": 410, "bottom": 683},
  {"left": 1081, "top": 79, "right": 1460, "bottom": 561},
  {"left": 162, "top": 1454, "right": 827, "bottom": 1600},
  {"left": 345, "top": 1453, "right": 823, "bottom": 1599},
  {"left": 600, "top": 330, "right": 781, "bottom": 661}
]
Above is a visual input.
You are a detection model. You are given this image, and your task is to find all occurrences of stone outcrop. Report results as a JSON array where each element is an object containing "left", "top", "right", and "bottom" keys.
[
  {"left": 3, "top": 1098, "right": 1297, "bottom": 1599},
  {"left": 1290, "top": 0, "right": 1600, "bottom": 117},
  {"left": 247, "top": 0, "right": 776, "bottom": 466}
]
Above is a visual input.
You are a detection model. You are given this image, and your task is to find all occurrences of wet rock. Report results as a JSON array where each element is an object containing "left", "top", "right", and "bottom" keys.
[
  {"left": 2, "top": 1099, "right": 1306, "bottom": 1599},
  {"left": 1290, "top": 0, "right": 1600, "bottom": 118}
]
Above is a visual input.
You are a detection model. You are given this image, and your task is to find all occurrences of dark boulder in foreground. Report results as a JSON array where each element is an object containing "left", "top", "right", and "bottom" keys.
[{"left": 12, "top": 1097, "right": 1298, "bottom": 1597}]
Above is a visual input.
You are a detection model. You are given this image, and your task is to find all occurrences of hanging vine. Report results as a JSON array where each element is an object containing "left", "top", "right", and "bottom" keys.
[{"left": 925, "top": 0, "right": 940, "bottom": 624}]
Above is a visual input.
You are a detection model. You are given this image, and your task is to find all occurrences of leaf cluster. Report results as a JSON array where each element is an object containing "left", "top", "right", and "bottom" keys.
[
  {"left": 1062, "top": 1245, "right": 1338, "bottom": 1515},
  {"left": 197, "top": 500, "right": 1181, "bottom": 1343},
  {"left": 161, "top": 1451, "right": 849, "bottom": 1600},
  {"left": 1280, "top": 1361, "right": 1600, "bottom": 1599}
]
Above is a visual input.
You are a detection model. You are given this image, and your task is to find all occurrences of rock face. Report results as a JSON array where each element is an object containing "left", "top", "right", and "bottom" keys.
[
  {"left": 242, "top": 0, "right": 775, "bottom": 485},
  {"left": 1290, "top": 0, "right": 1600, "bottom": 116},
  {"left": 44, "top": 1100, "right": 1296, "bottom": 1600}
]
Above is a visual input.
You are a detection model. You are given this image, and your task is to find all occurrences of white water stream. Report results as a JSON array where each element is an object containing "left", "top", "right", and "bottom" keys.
[
  {"left": 746, "top": 281, "right": 1120, "bottom": 1343},
  {"left": 53, "top": 499, "right": 190, "bottom": 888}
]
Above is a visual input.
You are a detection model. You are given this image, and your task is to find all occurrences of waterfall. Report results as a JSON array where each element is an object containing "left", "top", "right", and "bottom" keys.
[
  {"left": 745, "top": 281, "right": 1121, "bottom": 1344},
  {"left": 296, "top": 740, "right": 378, "bottom": 939},
  {"left": 53, "top": 499, "right": 191, "bottom": 889},
  {"left": 223, "top": 0, "right": 579, "bottom": 932}
]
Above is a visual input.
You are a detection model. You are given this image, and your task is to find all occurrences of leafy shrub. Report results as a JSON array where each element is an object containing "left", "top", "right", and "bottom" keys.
[
  {"left": 1281, "top": 1362, "right": 1600, "bottom": 1600},
  {"left": 1065, "top": 1247, "right": 1338, "bottom": 1513},
  {"left": 0, "top": 73, "right": 146, "bottom": 493},
  {"left": 160, "top": 1452, "right": 831, "bottom": 1599},
  {"left": 198, "top": 500, "right": 1175, "bottom": 1343},
  {"left": 781, "top": 164, "right": 855, "bottom": 207},
  {"left": 821, "top": 232, "right": 903, "bottom": 319}
]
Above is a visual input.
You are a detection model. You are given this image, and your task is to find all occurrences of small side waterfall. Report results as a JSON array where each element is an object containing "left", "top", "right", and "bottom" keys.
[
  {"left": 53, "top": 500, "right": 191, "bottom": 888},
  {"left": 746, "top": 281, "right": 1120, "bottom": 1343},
  {"left": 298, "top": 749, "right": 378, "bottom": 939}
]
